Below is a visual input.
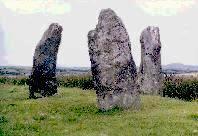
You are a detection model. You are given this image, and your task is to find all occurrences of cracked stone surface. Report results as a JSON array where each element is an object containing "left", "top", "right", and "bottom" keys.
[
  {"left": 138, "top": 26, "right": 163, "bottom": 95},
  {"left": 29, "top": 23, "right": 62, "bottom": 98},
  {"left": 88, "top": 8, "right": 140, "bottom": 111}
]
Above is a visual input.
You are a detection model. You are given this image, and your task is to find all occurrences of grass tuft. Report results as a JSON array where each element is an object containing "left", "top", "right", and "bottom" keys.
[
  {"left": 190, "top": 114, "right": 198, "bottom": 121},
  {"left": 0, "top": 116, "right": 8, "bottom": 124}
]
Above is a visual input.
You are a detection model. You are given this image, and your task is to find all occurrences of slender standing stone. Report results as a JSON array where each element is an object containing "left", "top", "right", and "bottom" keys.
[
  {"left": 29, "top": 23, "right": 63, "bottom": 98},
  {"left": 138, "top": 26, "right": 163, "bottom": 95},
  {"left": 88, "top": 9, "right": 140, "bottom": 111}
]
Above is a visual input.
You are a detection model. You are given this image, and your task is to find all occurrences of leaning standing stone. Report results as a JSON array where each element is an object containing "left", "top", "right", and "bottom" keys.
[
  {"left": 138, "top": 26, "right": 163, "bottom": 95},
  {"left": 29, "top": 23, "right": 63, "bottom": 98},
  {"left": 88, "top": 8, "right": 140, "bottom": 111}
]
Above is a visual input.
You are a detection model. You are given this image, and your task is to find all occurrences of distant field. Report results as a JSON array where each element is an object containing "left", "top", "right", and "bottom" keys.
[
  {"left": 0, "top": 85, "right": 197, "bottom": 136},
  {"left": 176, "top": 72, "right": 198, "bottom": 77},
  {"left": 0, "top": 66, "right": 90, "bottom": 76}
]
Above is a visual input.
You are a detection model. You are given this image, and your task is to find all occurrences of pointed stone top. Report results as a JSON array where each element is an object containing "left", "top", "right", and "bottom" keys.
[
  {"left": 49, "top": 23, "right": 62, "bottom": 30},
  {"left": 142, "top": 26, "right": 159, "bottom": 35},
  {"left": 97, "top": 8, "right": 124, "bottom": 30},
  {"left": 98, "top": 8, "right": 117, "bottom": 22},
  {"left": 40, "top": 23, "right": 63, "bottom": 44},
  {"left": 100, "top": 8, "right": 115, "bottom": 16},
  {"left": 141, "top": 26, "right": 160, "bottom": 45},
  {"left": 147, "top": 26, "right": 159, "bottom": 30},
  {"left": 48, "top": 23, "right": 63, "bottom": 36}
]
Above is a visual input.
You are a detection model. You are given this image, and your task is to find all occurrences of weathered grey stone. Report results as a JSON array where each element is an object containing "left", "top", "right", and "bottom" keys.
[
  {"left": 29, "top": 23, "right": 62, "bottom": 98},
  {"left": 138, "top": 26, "right": 163, "bottom": 95},
  {"left": 88, "top": 8, "right": 140, "bottom": 111}
]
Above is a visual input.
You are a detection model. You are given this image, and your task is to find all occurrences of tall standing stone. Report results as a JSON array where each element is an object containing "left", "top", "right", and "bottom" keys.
[
  {"left": 29, "top": 23, "right": 63, "bottom": 98},
  {"left": 138, "top": 26, "right": 163, "bottom": 95},
  {"left": 88, "top": 9, "right": 140, "bottom": 111}
]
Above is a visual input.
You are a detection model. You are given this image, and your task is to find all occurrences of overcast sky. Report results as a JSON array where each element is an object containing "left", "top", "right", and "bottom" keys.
[{"left": 0, "top": 0, "right": 197, "bottom": 67}]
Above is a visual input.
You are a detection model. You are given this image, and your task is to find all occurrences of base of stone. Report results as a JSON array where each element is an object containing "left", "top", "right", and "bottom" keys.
[
  {"left": 97, "top": 92, "right": 140, "bottom": 111},
  {"left": 140, "top": 88, "right": 162, "bottom": 95}
]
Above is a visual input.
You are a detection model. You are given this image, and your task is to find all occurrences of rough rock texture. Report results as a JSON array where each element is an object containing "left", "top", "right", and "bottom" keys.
[
  {"left": 138, "top": 26, "right": 163, "bottom": 95},
  {"left": 88, "top": 9, "right": 140, "bottom": 111},
  {"left": 29, "top": 23, "right": 62, "bottom": 98}
]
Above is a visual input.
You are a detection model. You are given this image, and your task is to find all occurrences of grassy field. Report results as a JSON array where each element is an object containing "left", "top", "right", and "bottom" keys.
[{"left": 0, "top": 84, "right": 197, "bottom": 136}]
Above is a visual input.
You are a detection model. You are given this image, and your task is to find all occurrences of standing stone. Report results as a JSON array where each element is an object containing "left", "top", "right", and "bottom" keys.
[
  {"left": 88, "top": 8, "right": 140, "bottom": 111},
  {"left": 138, "top": 26, "right": 163, "bottom": 95},
  {"left": 29, "top": 23, "right": 63, "bottom": 98}
]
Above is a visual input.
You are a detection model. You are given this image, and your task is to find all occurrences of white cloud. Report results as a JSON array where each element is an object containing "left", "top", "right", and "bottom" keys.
[
  {"left": 135, "top": 0, "right": 196, "bottom": 16},
  {"left": 0, "top": 0, "right": 71, "bottom": 15}
]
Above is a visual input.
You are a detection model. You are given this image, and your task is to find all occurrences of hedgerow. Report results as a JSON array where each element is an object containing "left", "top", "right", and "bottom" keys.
[
  {"left": 0, "top": 75, "right": 94, "bottom": 90},
  {"left": 163, "top": 75, "right": 198, "bottom": 101}
]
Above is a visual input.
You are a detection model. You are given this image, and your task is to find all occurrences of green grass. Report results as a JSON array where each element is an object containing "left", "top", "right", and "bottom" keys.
[{"left": 0, "top": 84, "right": 197, "bottom": 136}]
